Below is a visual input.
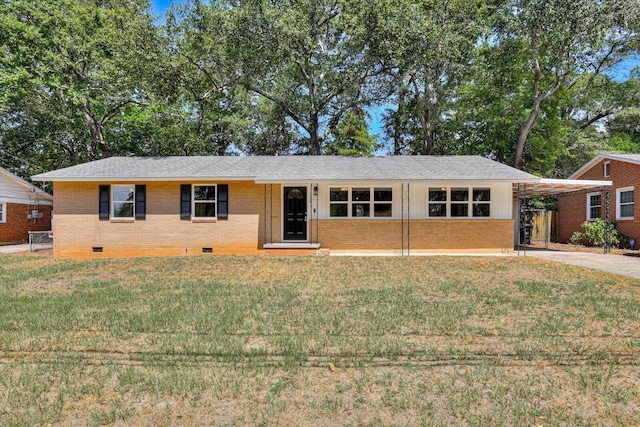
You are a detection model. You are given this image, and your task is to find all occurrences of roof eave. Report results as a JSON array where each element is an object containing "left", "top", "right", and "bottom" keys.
[
  {"left": 32, "top": 176, "right": 258, "bottom": 183},
  {"left": 2, "top": 169, "right": 53, "bottom": 201}
]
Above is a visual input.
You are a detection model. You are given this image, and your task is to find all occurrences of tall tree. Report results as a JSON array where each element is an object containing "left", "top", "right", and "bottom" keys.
[
  {"left": 175, "top": 0, "right": 385, "bottom": 155},
  {"left": 0, "top": 0, "right": 159, "bottom": 174},
  {"left": 496, "top": 0, "right": 640, "bottom": 170},
  {"left": 447, "top": 40, "right": 568, "bottom": 174},
  {"left": 325, "top": 108, "right": 378, "bottom": 156},
  {"left": 370, "top": 0, "right": 493, "bottom": 155}
]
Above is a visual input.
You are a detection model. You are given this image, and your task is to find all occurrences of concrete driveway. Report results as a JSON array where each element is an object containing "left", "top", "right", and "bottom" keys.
[
  {"left": 524, "top": 249, "right": 640, "bottom": 280},
  {"left": 0, "top": 244, "right": 32, "bottom": 254},
  {"left": 0, "top": 243, "right": 52, "bottom": 254}
]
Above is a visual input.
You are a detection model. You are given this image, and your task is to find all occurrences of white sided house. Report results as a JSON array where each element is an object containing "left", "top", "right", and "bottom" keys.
[
  {"left": 32, "top": 155, "right": 607, "bottom": 258},
  {"left": 0, "top": 166, "right": 53, "bottom": 244}
]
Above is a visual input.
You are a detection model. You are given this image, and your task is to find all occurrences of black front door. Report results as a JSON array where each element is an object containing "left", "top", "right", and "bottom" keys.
[{"left": 284, "top": 187, "right": 307, "bottom": 240}]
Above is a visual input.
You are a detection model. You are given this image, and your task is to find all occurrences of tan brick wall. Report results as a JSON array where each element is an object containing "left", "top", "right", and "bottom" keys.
[
  {"left": 53, "top": 181, "right": 280, "bottom": 258},
  {"left": 558, "top": 159, "right": 640, "bottom": 242},
  {"left": 54, "top": 181, "right": 514, "bottom": 257},
  {"left": 0, "top": 203, "right": 52, "bottom": 244},
  {"left": 318, "top": 219, "right": 514, "bottom": 251}
]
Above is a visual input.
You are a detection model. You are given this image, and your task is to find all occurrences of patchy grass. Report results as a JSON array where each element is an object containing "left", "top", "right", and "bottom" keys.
[{"left": 0, "top": 254, "right": 639, "bottom": 426}]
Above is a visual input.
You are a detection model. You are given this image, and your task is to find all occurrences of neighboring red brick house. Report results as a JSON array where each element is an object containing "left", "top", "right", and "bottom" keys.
[
  {"left": 0, "top": 166, "right": 53, "bottom": 244},
  {"left": 558, "top": 153, "right": 639, "bottom": 244}
]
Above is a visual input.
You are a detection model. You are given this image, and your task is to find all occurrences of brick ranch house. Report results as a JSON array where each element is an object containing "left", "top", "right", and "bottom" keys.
[
  {"left": 32, "top": 156, "right": 608, "bottom": 258},
  {"left": 558, "top": 153, "right": 639, "bottom": 244},
  {"left": 0, "top": 166, "right": 53, "bottom": 244}
]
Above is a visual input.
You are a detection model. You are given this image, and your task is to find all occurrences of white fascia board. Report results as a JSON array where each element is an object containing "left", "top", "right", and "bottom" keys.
[
  {"left": 538, "top": 178, "right": 612, "bottom": 187},
  {"left": 31, "top": 176, "right": 257, "bottom": 183},
  {"left": 568, "top": 154, "right": 607, "bottom": 179},
  {"left": 255, "top": 179, "right": 540, "bottom": 185}
]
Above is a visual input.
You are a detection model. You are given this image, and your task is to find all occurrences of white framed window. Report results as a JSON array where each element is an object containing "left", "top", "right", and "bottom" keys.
[
  {"left": 428, "top": 188, "right": 447, "bottom": 217},
  {"left": 604, "top": 161, "right": 610, "bottom": 178},
  {"left": 329, "top": 186, "right": 393, "bottom": 218},
  {"left": 428, "top": 187, "right": 491, "bottom": 218},
  {"left": 0, "top": 202, "right": 6, "bottom": 223},
  {"left": 193, "top": 184, "right": 217, "bottom": 219},
  {"left": 617, "top": 187, "right": 634, "bottom": 220},
  {"left": 112, "top": 185, "right": 135, "bottom": 219},
  {"left": 586, "top": 192, "right": 601, "bottom": 221}
]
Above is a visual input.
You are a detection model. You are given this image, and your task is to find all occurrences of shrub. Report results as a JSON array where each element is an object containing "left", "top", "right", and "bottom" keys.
[{"left": 570, "top": 218, "right": 628, "bottom": 248}]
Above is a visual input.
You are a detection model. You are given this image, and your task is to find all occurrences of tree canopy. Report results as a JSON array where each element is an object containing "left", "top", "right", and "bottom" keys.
[{"left": 1, "top": 0, "right": 639, "bottom": 181}]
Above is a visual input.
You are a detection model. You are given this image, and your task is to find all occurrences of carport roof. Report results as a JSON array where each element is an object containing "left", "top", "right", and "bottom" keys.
[{"left": 513, "top": 178, "right": 612, "bottom": 198}]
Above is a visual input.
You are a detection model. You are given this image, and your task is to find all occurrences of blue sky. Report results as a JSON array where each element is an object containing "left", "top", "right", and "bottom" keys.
[{"left": 151, "top": 0, "right": 177, "bottom": 15}]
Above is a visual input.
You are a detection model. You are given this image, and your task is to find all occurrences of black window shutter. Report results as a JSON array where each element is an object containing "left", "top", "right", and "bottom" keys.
[
  {"left": 180, "top": 184, "right": 191, "bottom": 220},
  {"left": 218, "top": 184, "right": 228, "bottom": 220},
  {"left": 135, "top": 185, "right": 146, "bottom": 220},
  {"left": 99, "top": 185, "right": 110, "bottom": 220}
]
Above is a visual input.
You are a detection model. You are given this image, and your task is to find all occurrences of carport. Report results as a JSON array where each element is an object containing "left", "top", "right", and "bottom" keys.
[{"left": 514, "top": 178, "right": 612, "bottom": 255}]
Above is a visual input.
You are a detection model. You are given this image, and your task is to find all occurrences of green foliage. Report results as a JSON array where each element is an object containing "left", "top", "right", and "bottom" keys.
[
  {"left": 0, "top": 0, "right": 639, "bottom": 180},
  {"left": 373, "top": 0, "right": 493, "bottom": 155},
  {"left": 0, "top": 0, "right": 160, "bottom": 175},
  {"left": 326, "top": 109, "right": 378, "bottom": 156},
  {"left": 570, "top": 218, "right": 627, "bottom": 248}
]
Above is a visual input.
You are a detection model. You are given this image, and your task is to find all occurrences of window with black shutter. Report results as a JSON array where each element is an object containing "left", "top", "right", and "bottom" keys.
[
  {"left": 181, "top": 184, "right": 229, "bottom": 220},
  {"left": 99, "top": 184, "right": 147, "bottom": 220}
]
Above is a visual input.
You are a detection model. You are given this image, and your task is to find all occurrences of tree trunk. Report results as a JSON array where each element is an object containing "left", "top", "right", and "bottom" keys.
[
  {"left": 514, "top": 101, "right": 540, "bottom": 170},
  {"left": 309, "top": 111, "right": 320, "bottom": 155},
  {"left": 79, "top": 101, "right": 112, "bottom": 158}
]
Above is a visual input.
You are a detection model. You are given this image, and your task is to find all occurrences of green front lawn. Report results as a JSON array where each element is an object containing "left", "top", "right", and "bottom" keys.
[{"left": 0, "top": 254, "right": 638, "bottom": 426}]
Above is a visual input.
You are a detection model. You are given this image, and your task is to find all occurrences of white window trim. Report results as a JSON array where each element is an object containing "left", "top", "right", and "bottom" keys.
[
  {"left": 192, "top": 183, "right": 217, "bottom": 220},
  {"left": 604, "top": 161, "right": 610, "bottom": 178},
  {"left": 586, "top": 191, "right": 601, "bottom": 221},
  {"left": 111, "top": 184, "right": 135, "bottom": 220},
  {"left": 616, "top": 186, "right": 634, "bottom": 221},
  {"left": 328, "top": 186, "right": 394, "bottom": 219},
  {"left": 0, "top": 202, "right": 6, "bottom": 223},
  {"left": 428, "top": 187, "right": 492, "bottom": 219}
]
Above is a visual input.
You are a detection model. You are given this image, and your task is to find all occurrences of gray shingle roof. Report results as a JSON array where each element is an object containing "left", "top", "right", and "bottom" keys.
[{"left": 32, "top": 155, "right": 540, "bottom": 182}]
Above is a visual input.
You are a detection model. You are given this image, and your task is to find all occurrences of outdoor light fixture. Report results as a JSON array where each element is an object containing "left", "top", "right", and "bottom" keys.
[{"left": 313, "top": 186, "right": 318, "bottom": 196}]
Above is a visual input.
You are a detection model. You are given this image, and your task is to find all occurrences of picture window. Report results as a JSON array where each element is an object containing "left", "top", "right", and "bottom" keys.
[{"left": 329, "top": 186, "right": 393, "bottom": 218}]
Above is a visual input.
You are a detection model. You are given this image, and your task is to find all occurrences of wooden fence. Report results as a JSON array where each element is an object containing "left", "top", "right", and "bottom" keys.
[{"left": 530, "top": 211, "right": 558, "bottom": 242}]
